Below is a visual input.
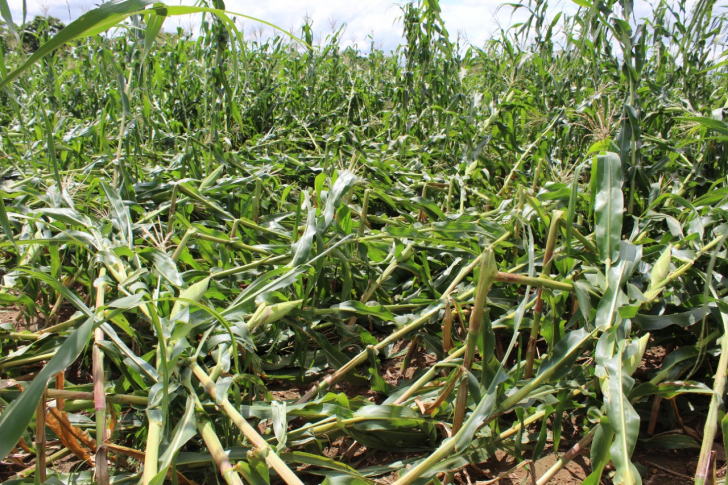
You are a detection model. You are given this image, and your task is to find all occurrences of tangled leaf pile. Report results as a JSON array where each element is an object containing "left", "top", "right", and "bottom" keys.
[{"left": 1, "top": 0, "right": 728, "bottom": 484}]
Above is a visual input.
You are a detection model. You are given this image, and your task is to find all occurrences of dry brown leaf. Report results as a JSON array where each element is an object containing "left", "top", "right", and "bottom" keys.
[
  {"left": 16, "top": 437, "right": 33, "bottom": 454},
  {"left": 46, "top": 408, "right": 95, "bottom": 463}
]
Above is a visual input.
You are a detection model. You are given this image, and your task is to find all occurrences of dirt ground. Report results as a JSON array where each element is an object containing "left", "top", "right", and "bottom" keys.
[
  {"left": 464, "top": 448, "right": 701, "bottom": 485},
  {"left": 0, "top": 307, "right": 17, "bottom": 326}
]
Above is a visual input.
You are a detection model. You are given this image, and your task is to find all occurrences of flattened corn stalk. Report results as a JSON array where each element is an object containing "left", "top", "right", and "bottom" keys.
[{"left": 189, "top": 361, "right": 304, "bottom": 485}]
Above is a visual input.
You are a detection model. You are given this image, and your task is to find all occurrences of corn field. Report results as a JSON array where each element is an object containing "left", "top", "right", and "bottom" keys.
[{"left": 0, "top": 0, "right": 727, "bottom": 483}]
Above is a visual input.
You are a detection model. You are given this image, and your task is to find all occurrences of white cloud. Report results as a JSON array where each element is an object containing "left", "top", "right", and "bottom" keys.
[
  {"left": 3, "top": 0, "right": 705, "bottom": 52},
  {"left": 224, "top": 0, "right": 535, "bottom": 50},
  {"left": 3, "top": 0, "right": 544, "bottom": 50}
]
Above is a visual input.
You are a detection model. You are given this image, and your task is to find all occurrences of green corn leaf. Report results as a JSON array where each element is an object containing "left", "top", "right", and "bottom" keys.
[
  {"left": 629, "top": 381, "right": 712, "bottom": 400},
  {"left": 291, "top": 207, "right": 317, "bottom": 266},
  {"left": 321, "top": 170, "right": 357, "bottom": 233},
  {"left": 271, "top": 400, "right": 287, "bottom": 451},
  {"left": 156, "top": 396, "right": 198, "bottom": 471},
  {"left": 565, "top": 164, "right": 583, "bottom": 254},
  {"left": 583, "top": 421, "right": 614, "bottom": 485},
  {"left": 0, "top": 193, "right": 16, "bottom": 251},
  {"left": 37, "top": 208, "right": 95, "bottom": 228},
  {"left": 330, "top": 300, "right": 395, "bottom": 321},
  {"left": 100, "top": 180, "right": 133, "bottom": 248},
  {"left": 281, "top": 451, "right": 365, "bottom": 478},
  {"left": 605, "top": 350, "right": 642, "bottom": 485},
  {"left": 536, "top": 327, "right": 593, "bottom": 381},
  {"left": 0, "top": 0, "right": 14, "bottom": 35},
  {"left": 142, "top": 7, "right": 166, "bottom": 61},
  {"left": 237, "top": 455, "right": 270, "bottom": 485},
  {"left": 595, "top": 259, "right": 628, "bottom": 330},
  {"left": 634, "top": 306, "right": 712, "bottom": 331},
  {"left": 594, "top": 152, "right": 623, "bottom": 266},
  {"left": 677, "top": 116, "right": 728, "bottom": 135}
]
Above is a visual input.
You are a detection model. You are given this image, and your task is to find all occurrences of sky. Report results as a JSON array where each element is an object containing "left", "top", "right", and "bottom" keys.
[{"left": 5, "top": 0, "right": 690, "bottom": 51}]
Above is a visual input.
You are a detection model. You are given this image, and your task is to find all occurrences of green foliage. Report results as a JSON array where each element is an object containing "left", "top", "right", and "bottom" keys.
[
  {"left": 21, "top": 16, "right": 66, "bottom": 53},
  {"left": 0, "top": 0, "right": 728, "bottom": 484}
]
